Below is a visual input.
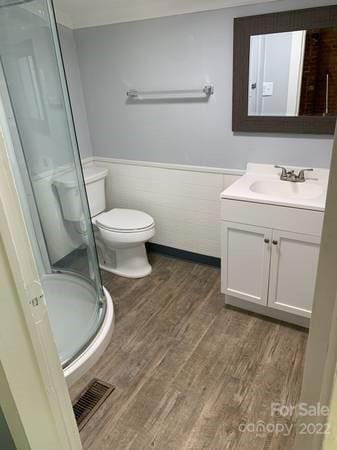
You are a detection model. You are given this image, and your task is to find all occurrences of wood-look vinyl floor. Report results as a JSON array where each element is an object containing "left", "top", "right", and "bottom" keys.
[{"left": 70, "top": 253, "right": 307, "bottom": 450}]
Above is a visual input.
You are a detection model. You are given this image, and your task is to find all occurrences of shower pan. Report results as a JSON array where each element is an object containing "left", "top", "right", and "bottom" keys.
[{"left": 0, "top": 0, "right": 114, "bottom": 384}]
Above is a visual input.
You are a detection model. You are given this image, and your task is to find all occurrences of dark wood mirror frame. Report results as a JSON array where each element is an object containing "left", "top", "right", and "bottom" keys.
[{"left": 232, "top": 5, "right": 337, "bottom": 135}]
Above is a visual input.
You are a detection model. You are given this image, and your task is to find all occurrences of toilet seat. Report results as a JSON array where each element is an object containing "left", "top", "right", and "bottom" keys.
[{"left": 94, "top": 208, "right": 154, "bottom": 233}]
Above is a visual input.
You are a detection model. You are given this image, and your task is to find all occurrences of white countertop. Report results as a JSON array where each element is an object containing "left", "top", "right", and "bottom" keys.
[{"left": 220, "top": 163, "right": 329, "bottom": 212}]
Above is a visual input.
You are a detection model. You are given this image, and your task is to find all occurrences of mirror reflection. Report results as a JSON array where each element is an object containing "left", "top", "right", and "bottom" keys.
[{"left": 248, "top": 28, "right": 337, "bottom": 117}]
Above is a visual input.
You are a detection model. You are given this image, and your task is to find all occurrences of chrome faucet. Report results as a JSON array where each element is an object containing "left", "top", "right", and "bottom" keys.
[{"left": 274, "top": 166, "right": 313, "bottom": 183}]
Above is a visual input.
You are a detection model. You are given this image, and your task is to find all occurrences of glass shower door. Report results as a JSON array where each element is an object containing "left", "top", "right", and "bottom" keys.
[{"left": 0, "top": 0, "right": 106, "bottom": 368}]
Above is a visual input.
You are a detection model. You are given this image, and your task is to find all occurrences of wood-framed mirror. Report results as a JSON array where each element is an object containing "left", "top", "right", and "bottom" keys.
[{"left": 232, "top": 5, "right": 337, "bottom": 134}]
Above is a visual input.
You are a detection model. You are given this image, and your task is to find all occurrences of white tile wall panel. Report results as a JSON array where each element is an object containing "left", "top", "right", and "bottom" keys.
[{"left": 94, "top": 158, "right": 242, "bottom": 257}]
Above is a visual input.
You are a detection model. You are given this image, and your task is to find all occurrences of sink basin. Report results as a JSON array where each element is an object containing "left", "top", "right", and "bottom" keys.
[
  {"left": 221, "top": 164, "right": 328, "bottom": 211},
  {"left": 249, "top": 180, "right": 323, "bottom": 200}
]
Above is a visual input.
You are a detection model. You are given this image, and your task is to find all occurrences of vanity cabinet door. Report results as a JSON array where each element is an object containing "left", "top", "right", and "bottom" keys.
[
  {"left": 221, "top": 221, "right": 272, "bottom": 306},
  {"left": 268, "top": 230, "right": 320, "bottom": 317}
]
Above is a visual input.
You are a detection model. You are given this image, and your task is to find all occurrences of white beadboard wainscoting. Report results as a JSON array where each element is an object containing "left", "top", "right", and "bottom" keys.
[{"left": 91, "top": 158, "right": 243, "bottom": 258}]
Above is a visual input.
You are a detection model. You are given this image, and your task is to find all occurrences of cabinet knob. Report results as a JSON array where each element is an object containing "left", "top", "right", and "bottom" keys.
[
  {"left": 264, "top": 238, "right": 270, "bottom": 244},
  {"left": 272, "top": 240, "right": 278, "bottom": 245}
]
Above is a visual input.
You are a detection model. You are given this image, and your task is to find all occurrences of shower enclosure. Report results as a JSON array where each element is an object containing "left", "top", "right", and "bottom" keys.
[{"left": 0, "top": 0, "right": 113, "bottom": 384}]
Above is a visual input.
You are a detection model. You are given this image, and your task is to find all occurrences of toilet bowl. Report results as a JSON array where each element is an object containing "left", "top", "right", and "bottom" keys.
[{"left": 92, "top": 208, "right": 155, "bottom": 278}]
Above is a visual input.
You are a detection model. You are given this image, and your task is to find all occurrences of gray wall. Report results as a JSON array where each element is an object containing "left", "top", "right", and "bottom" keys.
[
  {"left": 0, "top": 407, "right": 16, "bottom": 450},
  {"left": 58, "top": 25, "right": 93, "bottom": 159},
  {"left": 74, "top": 0, "right": 336, "bottom": 170}
]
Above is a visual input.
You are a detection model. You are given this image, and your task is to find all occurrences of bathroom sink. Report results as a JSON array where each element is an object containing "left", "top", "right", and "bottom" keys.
[
  {"left": 249, "top": 179, "right": 323, "bottom": 200},
  {"left": 220, "top": 163, "right": 328, "bottom": 211}
]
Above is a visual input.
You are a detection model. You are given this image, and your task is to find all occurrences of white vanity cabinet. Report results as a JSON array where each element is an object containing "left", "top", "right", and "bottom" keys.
[{"left": 220, "top": 199, "right": 324, "bottom": 325}]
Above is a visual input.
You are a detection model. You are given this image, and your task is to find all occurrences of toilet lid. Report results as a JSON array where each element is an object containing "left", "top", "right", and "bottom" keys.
[{"left": 95, "top": 209, "right": 154, "bottom": 232}]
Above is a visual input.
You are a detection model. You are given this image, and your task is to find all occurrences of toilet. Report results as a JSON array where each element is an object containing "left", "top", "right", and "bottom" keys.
[
  {"left": 84, "top": 165, "right": 155, "bottom": 278},
  {"left": 55, "top": 164, "right": 155, "bottom": 278}
]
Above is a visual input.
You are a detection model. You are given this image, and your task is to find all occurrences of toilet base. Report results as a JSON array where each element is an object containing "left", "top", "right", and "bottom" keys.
[
  {"left": 99, "top": 243, "right": 152, "bottom": 279},
  {"left": 100, "top": 263, "right": 152, "bottom": 279}
]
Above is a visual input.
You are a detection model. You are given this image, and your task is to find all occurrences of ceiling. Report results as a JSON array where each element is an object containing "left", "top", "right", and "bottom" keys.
[{"left": 54, "top": 0, "right": 280, "bottom": 29}]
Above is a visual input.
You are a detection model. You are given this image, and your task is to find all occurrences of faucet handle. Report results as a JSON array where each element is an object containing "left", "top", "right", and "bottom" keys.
[
  {"left": 298, "top": 168, "right": 313, "bottom": 181},
  {"left": 274, "top": 165, "right": 288, "bottom": 177}
]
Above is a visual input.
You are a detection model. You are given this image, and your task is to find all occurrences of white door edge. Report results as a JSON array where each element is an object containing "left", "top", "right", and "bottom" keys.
[{"left": 0, "top": 130, "right": 82, "bottom": 450}]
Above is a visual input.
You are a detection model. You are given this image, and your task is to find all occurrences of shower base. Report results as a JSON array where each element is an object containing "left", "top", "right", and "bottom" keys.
[{"left": 42, "top": 273, "right": 114, "bottom": 386}]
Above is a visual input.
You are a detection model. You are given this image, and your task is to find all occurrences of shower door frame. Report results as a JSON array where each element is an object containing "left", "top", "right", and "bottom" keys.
[{"left": 47, "top": 0, "right": 105, "bottom": 299}]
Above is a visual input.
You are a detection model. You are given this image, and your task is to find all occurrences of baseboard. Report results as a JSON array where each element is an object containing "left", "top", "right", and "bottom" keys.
[
  {"left": 146, "top": 243, "right": 221, "bottom": 267},
  {"left": 225, "top": 294, "right": 310, "bottom": 329}
]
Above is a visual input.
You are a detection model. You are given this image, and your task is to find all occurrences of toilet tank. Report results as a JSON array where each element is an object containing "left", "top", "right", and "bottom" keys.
[
  {"left": 83, "top": 165, "right": 108, "bottom": 217},
  {"left": 53, "top": 170, "right": 83, "bottom": 221},
  {"left": 53, "top": 165, "right": 108, "bottom": 221}
]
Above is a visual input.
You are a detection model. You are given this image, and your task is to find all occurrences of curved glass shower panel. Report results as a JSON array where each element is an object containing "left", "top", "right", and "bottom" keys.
[{"left": 0, "top": 0, "right": 106, "bottom": 366}]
